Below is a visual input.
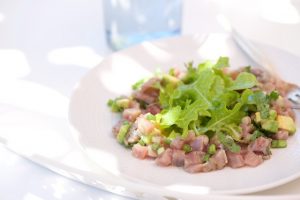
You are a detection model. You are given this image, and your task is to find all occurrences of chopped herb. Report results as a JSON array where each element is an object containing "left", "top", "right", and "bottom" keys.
[
  {"left": 268, "top": 91, "right": 279, "bottom": 101},
  {"left": 183, "top": 144, "right": 192, "bottom": 153},
  {"left": 164, "top": 138, "right": 172, "bottom": 145},
  {"left": 217, "top": 132, "right": 241, "bottom": 153},
  {"left": 203, "top": 153, "right": 210, "bottom": 162},
  {"left": 250, "top": 130, "right": 264, "bottom": 141}
]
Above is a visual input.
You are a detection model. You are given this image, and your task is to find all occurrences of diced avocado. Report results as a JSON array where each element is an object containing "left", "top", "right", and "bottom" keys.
[
  {"left": 151, "top": 128, "right": 162, "bottom": 135},
  {"left": 107, "top": 99, "right": 122, "bottom": 112},
  {"left": 271, "top": 140, "right": 287, "bottom": 148},
  {"left": 157, "top": 147, "right": 165, "bottom": 155},
  {"left": 277, "top": 115, "right": 296, "bottom": 135},
  {"left": 261, "top": 119, "right": 278, "bottom": 133},
  {"left": 269, "top": 109, "right": 277, "bottom": 120},
  {"left": 117, "top": 122, "right": 131, "bottom": 144},
  {"left": 256, "top": 110, "right": 277, "bottom": 122},
  {"left": 116, "top": 98, "right": 130, "bottom": 109},
  {"left": 208, "top": 144, "right": 216, "bottom": 155},
  {"left": 255, "top": 112, "right": 261, "bottom": 123},
  {"left": 169, "top": 68, "right": 176, "bottom": 76},
  {"left": 138, "top": 139, "right": 145, "bottom": 146},
  {"left": 140, "top": 135, "right": 152, "bottom": 145},
  {"left": 162, "top": 74, "right": 180, "bottom": 86}
]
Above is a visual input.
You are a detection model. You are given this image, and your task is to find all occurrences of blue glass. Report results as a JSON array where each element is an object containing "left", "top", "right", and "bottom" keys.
[{"left": 103, "top": 0, "right": 182, "bottom": 50}]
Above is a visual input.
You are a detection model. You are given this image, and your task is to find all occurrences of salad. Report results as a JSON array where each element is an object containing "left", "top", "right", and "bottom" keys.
[{"left": 108, "top": 57, "right": 296, "bottom": 173}]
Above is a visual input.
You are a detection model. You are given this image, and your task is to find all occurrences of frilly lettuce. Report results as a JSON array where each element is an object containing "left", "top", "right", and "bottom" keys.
[{"left": 154, "top": 57, "right": 261, "bottom": 151}]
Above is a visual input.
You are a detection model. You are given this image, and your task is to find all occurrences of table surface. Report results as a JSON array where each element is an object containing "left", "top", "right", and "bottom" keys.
[{"left": 1, "top": 0, "right": 300, "bottom": 199}]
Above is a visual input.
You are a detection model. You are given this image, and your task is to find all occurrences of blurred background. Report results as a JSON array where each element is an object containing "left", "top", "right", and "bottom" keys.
[{"left": 0, "top": 0, "right": 300, "bottom": 199}]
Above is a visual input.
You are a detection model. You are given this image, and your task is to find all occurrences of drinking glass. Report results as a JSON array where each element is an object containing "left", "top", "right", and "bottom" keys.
[{"left": 103, "top": 0, "right": 182, "bottom": 50}]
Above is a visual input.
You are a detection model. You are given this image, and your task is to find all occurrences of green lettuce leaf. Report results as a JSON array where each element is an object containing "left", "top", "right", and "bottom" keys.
[
  {"left": 213, "top": 56, "right": 229, "bottom": 69},
  {"left": 228, "top": 72, "right": 257, "bottom": 90},
  {"left": 154, "top": 57, "right": 265, "bottom": 139},
  {"left": 182, "top": 62, "right": 198, "bottom": 84},
  {"left": 198, "top": 60, "right": 214, "bottom": 72},
  {"left": 176, "top": 99, "right": 209, "bottom": 137},
  {"left": 220, "top": 124, "right": 242, "bottom": 142},
  {"left": 209, "top": 75, "right": 225, "bottom": 100},
  {"left": 159, "top": 80, "right": 179, "bottom": 108},
  {"left": 219, "top": 91, "right": 240, "bottom": 108},
  {"left": 172, "top": 69, "right": 215, "bottom": 107},
  {"left": 207, "top": 102, "right": 245, "bottom": 131},
  {"left": 160, "top": 106, "right": 181, "bottom": 127}
]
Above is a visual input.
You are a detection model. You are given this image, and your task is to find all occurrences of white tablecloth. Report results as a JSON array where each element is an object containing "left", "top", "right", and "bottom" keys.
[{"left": 0, "top": 0, "right": 300, "bottom": 199}]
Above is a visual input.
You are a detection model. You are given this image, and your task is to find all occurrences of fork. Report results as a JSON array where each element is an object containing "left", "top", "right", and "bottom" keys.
[{"left": 217, "top": 14, "right": 300, "bottom": 109}]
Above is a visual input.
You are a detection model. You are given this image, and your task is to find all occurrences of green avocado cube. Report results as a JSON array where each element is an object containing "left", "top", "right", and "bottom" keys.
[
  {"left": 255, "top": 112, "right": 261, "bottom": 123},
  {"left": 117, "top": 122, "right": 131, "bottom": 144},
  {"left": 269, "top": 109, "right": 277, "bottom": 120},
  {"left": 261, "top": 119, "right": 278, "bottom": 133},
  {"left": 277, "top": 115, "right": 296, "bottom": 135},
  {"left": 162, "top": 74, "right": 180, "bottom": 86},
  {"left": 116, "top": 98, "right": 130, "bottom": 109}
]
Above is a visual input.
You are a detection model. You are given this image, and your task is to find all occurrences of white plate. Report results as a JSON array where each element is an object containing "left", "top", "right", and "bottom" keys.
[{"left": 68, "top": 34, "right": 300, "bottom": 198}]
